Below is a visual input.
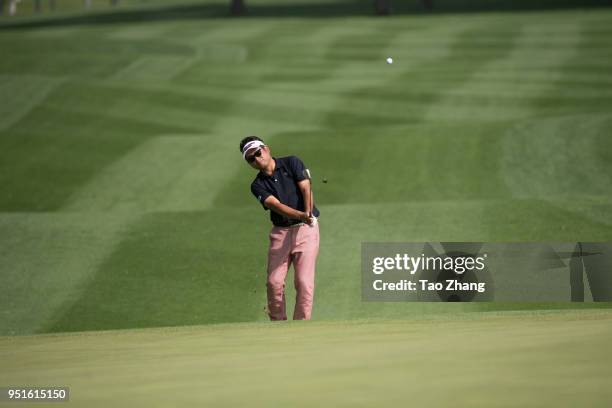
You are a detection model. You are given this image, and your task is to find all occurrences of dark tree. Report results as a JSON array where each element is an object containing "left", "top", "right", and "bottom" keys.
[
  {"left": 422, "top": 0, "right": 434, "bottom": 10},
  {"left": 375, "top": 0, "right": 391, "bottom": 15},
  {"left": 34, "top": 0, "right": 41, "bottom": 12},
  {"left": 0, "top": 0, "right": 4, "bottom": 15},
  {"left": 230, "top": 0, "right": 245, "bottom": 16}
]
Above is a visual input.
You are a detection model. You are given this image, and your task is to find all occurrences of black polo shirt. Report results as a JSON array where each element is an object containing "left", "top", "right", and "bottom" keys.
[{"left": 251, "top": 156, "right": 320, "bottom": 227}]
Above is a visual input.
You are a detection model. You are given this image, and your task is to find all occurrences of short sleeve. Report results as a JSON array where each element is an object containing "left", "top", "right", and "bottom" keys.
[
  {"left": 251, "top": 181, "right": 271, "bottom": 210},
  {"left": 288, "top": 156, "right": 308, "bottom": 182}
]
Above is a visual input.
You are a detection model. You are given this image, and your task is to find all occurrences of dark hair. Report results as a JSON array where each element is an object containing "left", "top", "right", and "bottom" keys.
[{"left": 239, "top": 136, "right": 264, "bottom": 153}]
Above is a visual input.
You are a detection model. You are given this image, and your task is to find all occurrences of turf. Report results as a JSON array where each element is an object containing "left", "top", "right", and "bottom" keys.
[
  {"left": 1, "top": 0, "right": 612, "bottom": 337},
  {"left": 1, "top": 309, "right": 611, "bottom": 407}
]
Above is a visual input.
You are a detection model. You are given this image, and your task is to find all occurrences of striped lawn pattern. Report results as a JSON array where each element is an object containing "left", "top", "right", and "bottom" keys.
[{"left": 1, "top": 3, "right": 612, "bottom": 335}]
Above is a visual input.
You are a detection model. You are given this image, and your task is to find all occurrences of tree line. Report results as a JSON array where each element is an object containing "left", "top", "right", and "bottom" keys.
[{"left": 1, "top": 0, "right": 435, "bottom": 17}]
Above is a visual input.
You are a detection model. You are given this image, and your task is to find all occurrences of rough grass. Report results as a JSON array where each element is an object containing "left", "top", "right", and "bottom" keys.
[{"left": 1, "top": 309, "right": 611, "bottom": 407}]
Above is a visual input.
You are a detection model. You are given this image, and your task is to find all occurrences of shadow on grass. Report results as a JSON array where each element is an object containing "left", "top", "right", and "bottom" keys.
[{"left": 1, "top": 0, "right": 611, "bottom": 30}]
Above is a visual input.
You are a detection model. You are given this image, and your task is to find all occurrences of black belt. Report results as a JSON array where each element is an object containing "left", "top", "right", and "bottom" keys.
[{"left": 274, "top": 220, "right": 304, "bottom": 228}]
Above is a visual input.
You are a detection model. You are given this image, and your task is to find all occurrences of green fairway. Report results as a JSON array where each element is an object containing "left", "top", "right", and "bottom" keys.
[
  {"left": 1, "top": 309, "right": 612, "bottom": 407},
  {"left": 1, "top": 0, "right": 612, "bottom": 337}
]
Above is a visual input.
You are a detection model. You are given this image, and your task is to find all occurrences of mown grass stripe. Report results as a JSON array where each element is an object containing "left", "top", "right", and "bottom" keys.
[{"left": 0, "top": 212, "right": 137, "bottom": 335}]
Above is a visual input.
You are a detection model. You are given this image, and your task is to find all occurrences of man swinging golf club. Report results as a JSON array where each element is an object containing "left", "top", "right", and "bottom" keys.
[{"left": 240, "top": 136, "right": 320, "bottom": 320}]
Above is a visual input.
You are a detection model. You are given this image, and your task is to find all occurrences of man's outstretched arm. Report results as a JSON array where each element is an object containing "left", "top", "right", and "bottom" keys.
[
  {"left": 263, "top": 196, "right": 313, "bottom": 224},
  {"left": 297, "top": 179, "right": 313, "bottom": 216}
]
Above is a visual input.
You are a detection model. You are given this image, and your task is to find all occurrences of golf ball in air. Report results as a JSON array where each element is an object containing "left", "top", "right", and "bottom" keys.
[{"left": 386, "top": 57, "right": 393, "bottom": 64}]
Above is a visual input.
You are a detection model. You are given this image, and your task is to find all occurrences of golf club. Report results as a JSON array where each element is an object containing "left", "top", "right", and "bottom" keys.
[{"left": 302, "top": 169, "right": 313, "bottom": 217}]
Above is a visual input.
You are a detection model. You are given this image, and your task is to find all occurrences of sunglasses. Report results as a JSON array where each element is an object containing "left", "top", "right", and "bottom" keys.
[{"left": 246, "top": 149, "right": 263, "bottom": 163}]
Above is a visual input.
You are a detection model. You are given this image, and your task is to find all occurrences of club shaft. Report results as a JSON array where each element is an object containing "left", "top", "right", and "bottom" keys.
[{"left": 310, "top": 184, "right": 313, "bottom": 217}]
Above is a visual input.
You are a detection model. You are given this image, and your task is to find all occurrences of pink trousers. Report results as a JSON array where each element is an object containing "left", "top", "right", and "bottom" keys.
[{"left": 266, "top": 223, "right": 319, "bottom": 320}]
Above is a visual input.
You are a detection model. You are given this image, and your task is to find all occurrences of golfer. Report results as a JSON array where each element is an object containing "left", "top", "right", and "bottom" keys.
[{"left": 240, "top": 136, "right": 320, "bottom": 321}]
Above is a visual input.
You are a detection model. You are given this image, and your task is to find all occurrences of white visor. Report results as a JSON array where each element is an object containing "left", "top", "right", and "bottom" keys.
[{"left": 242, "top": 140, "right": 265, "bottom": 159}]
